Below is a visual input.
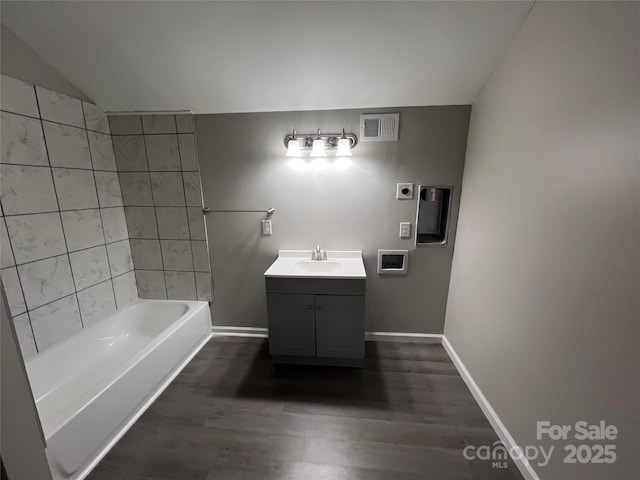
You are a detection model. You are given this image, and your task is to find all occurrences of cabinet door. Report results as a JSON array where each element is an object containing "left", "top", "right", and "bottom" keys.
[
  {"left": 266, "top": 294, "right": 316, "bottom": 357},
  {"left": 315, "top": 295, "right": 365, "bottom": 359}
]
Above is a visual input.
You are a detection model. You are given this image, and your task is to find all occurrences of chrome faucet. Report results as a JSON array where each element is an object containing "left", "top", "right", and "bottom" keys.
[{"left": 311, "top": 244, "right": 327, "bottom": 261}]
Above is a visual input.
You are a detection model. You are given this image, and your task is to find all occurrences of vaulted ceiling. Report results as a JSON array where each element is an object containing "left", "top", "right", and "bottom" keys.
[{"left": 1, "top": 1, "right": 533, "bottom": 113}]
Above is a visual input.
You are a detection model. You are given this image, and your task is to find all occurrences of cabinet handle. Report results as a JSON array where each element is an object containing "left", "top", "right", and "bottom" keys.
[
  {"left": 316, "top": 305, "right": 323, "bottom": 311},
  {"left": 306, "top": 304, "right": 313, "bottom": 310}
]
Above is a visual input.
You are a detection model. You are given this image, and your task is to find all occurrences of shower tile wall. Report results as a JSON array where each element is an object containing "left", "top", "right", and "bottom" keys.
[
  {"left": 0, "top": 75, "right": 138, "bottom": 359},
  {"left": 108, "top": 113, "right": 212, "bottom": 302}
]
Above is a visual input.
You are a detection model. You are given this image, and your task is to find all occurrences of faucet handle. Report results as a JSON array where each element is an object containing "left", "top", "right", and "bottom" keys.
[{"left": 321, "top": 250, "right": 327, "bottom": 261}]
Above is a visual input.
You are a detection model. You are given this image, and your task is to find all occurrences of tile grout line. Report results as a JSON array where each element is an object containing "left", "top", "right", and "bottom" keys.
[
  {"left": 23, "top": 270, "right": 134, "bottom": 318},
  {"left": 8, "top": 238, "right": 130, "bottom": 269},
  {"left": 83, "top": 100, "right": 119, "bottom": 319},
  {"left": 1, "top": 107, "right": 109, "bottom": 134},
  {"left": 142, "top": 124, "right": 168, "bottom": 299},
  {"left": 0, "top": 206, "right": 124, "bottom": 217},
  {"left": 175, "top": 114, "right": 197, "bottom": 300},
  {"left": 0, "top": 162, "right": 124, "bottom": 173}
]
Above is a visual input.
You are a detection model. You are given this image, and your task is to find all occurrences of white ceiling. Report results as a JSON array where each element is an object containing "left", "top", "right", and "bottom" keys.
[{"left": 1, "top": 1, "right": 533, "bottom": 114}]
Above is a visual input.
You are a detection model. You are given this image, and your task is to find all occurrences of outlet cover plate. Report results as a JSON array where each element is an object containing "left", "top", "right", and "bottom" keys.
[{"left": 396, "top": 183, "right": 414, "bottom": 199}]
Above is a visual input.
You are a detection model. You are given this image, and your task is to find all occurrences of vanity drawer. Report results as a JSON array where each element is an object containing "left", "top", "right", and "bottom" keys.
[{"left": 265, "top": 277, "right": 365, "bottom": 296}]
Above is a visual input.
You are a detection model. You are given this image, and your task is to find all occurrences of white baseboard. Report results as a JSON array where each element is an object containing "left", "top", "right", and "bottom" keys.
[
  {"left": 365, "top": 331, "right": 443, "bottom": 343},
  {"left": 211, "top": 326, "right": 268, "bottom": 338},
  {"left": 211, "top": 327, "right": 443, "bottom": 344},
  {"left": 442, "top": 336, "right": 540, "bottom": 480}
]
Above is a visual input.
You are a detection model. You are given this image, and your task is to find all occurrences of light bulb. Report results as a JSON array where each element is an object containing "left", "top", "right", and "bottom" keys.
[
  {"left": 310, "top": 139, "right": 326, "bottom": 157},
  {"left": 335, "top": 138, "right": 352, "bottom": 157},
  {"left": 285, "top": 139, "right": 302, "bottom": 157}
]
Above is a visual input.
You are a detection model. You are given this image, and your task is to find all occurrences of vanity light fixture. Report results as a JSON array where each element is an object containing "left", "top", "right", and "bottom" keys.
[{"left": 284, "top": 128, "right": 358, "bottom": 158}]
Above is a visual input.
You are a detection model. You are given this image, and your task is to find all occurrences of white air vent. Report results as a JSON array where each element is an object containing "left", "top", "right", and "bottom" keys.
[{"left": 360, "top": 113, "right": 400, "bottom": 142}]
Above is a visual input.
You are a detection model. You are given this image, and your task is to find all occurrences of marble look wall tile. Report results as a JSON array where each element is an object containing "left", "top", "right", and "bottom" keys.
[
  {"left": 18, "top": 254, "right": 75, "bottom": 309},
  {"left": 0, "top": 164, "right": 57, "bottom": 215},
  {"left": 88, "top": 132, "right": 117, "bottom": 171},
  {"left": 1, "top": 217, "right": 16, "bottom": 268},
  {"left": 94, "top": 171, "right": 124, "bottom": 207},
  {"left": 135, "top": 270, "right": 167, "bottom": 299},
  {"left": 52, "top": 168, "right": 99, "bottom": 210},
  {"left": 183, "top": 172, "right": 202, "bottom": 206},
  {"left": 70, "top": 245, "right": 110, "bottom": 290},
  {"left": 108, "top": 115, "right": 142, "bottom": 135},
  {"left": 160, "top": 240, "right": 193, "bottom": 271},
  {"left": 124, "top": 207, "right": 158, "bottom": 238},
  {"left": 1, "top": 267, "right": 26, "bottom": 316},
  {"left": 177, "top": 134, "right": 198, "bottom": 171},
  {"left": 6, "top": 212, "right": 67, "bottom": 263},
  {"left": 191, "top": 241, "right": 210, "bottom": 272},
  {"left": 43, "top": 121, "right": 92, "bottom": 169},
  {"left": 100, "top": 207, "right": 128, "bottom": 243},
  {"left": 142, "top": 115, "right": 176, "bottom": 134},
  {"left": 175, "top": 114, "right": 194, "bottom": 134},
  {"left": 130, "top": 239, "right": 163, "bottom": 270},
  {"left": 145, "top": 134, "right": 181, "bottom": 171},
  {"left": 36, "top": 86, "right": 84, "bottom": 128},
  {"left": 195, "top": 272, "right": 212, "bottom": 302},
  {"left": 156, "top": 207, "right": 189, "bottom": 239},
  {"left": 165, "top": 271, "right": 196, "bottom": 301},
  {"left": 82, "top": 102, "right": 110, "bottom": 134},
  {"left": 30, "top": 294, "right": 82, "bottom": 351},
  {"left": 150, "top": 172, "right": 185, "bottom": 206},
  {"left": 1, "top": 75, "right": 39, "bottom": 117},
  {"left": 1, "top": 111, "right": 48, "bottom": 166},
  {"left": 12, "top": 312, "right": 37, "bottom": 359},
  {"left": 77, "top": 280, "right": 116, "bottom": 326},
  {"left": 113, "top": 135, "right": 148, "bottom": 171},
  {"left": 106, "top": 239, "right": 133, "bottom": 276},
  {"left": 112, "top": 271, "right": 138, "bottom": 309},
  {"left": 60, "top": 209, "right": 104, "bottom": 252},
  {"left": 187, "top": 207, "right": 206, "bottom": 241},
  {"left": 119, "top": 172, "right": 154, "bottom": 206}
]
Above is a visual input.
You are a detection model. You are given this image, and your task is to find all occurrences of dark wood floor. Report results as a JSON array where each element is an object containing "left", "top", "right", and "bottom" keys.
[{"left": 87, "top": 338, "right": 524, "bottom": 480}]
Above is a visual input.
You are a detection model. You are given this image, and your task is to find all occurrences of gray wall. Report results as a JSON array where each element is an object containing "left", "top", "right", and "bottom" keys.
[
  {"left": 1, "top": 24, "right": 90, "bottom": 101},
  {"left": 108, "top": 113, "right": 212, "bottom": 302},
  {"left": 444, "top": 2, "right": 639, "bottom": 479},
  {"left": 0, "top": 74, "right": 138, "bottom": 359},
  {"left": 196, "top": 106, "right": 470, "bottom": 332}
]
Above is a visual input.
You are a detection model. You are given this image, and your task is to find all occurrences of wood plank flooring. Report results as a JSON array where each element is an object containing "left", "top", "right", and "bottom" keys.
[{"left": 87, "top": 338, "right": 524, "bottom": 480}]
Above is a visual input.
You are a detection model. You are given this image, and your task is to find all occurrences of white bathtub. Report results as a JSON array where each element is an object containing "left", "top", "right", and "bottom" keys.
[{"left": 25, "top": 299, "right": 212, "bottom": 480}]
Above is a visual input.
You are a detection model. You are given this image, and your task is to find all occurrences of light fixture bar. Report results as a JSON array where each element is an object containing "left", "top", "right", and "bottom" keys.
[{"left": 283, "top": 130, "right": 358, "bottom": 151}]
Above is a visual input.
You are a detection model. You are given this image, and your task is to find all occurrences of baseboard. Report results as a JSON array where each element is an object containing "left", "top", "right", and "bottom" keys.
[
  {"left": 364, "top": 331, "right": 443, "bottom": 343},
  {"left": 442, "top": 336, "right": 540, "bottom": 480},
  {"left": 211, "top": 327, "right": 443, "bottom": 344},
  {"left": 211, "top": 326, "right": 268, "bottom": 338}
]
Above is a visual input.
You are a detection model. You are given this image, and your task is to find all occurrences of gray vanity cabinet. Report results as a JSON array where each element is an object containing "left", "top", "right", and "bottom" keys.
[{"left": 265, "top": 278, "right": 365, "bottom": 367}]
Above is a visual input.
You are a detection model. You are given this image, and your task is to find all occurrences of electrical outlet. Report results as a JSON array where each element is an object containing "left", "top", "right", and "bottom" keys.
[
  {"left": 396, "top": 183, "right": 414, "bottom": 199},
  {"left": 400, "top": 222, "right": 411, "bottom": 238},
  {"left": 261, "top": 220, "right": 272, "bottom": 235}
]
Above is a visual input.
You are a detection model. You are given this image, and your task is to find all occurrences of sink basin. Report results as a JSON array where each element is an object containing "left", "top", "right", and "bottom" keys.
[{"left": 295, "top": 261, "right": 341, "bottom": 273}]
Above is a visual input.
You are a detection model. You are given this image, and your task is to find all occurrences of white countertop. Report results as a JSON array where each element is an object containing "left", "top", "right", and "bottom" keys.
[{"left": 264, "top": 250, "right": 366, "bottom": 279}]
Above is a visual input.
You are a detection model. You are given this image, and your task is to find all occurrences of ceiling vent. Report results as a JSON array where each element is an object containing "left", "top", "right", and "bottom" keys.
[{"left": 360, "top": 113, "right": 399, "bottom": 142}]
